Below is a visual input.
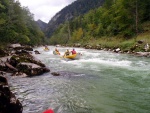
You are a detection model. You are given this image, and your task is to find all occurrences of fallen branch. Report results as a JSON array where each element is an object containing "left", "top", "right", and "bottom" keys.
[{"left": 5, "top": 62, "right": 18, "bottom": 72}]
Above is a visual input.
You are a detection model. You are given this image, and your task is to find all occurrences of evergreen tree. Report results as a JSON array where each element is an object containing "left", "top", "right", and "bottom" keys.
[
  {"left": 0, "top": 0, "right": 44, "bottom": 46},
  {"left": 50, "top": 0, "right": 150, "bottom": 44}
]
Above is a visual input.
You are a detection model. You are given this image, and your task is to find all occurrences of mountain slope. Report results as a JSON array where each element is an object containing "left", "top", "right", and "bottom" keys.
[
  {"left": 36, "top": 19, "right": 48, "bottom": 32},
  {"left": 46, "top": 0, "right": 105, "bottom": 38}
]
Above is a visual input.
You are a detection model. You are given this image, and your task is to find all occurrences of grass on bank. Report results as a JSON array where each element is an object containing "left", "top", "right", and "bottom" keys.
[{"left": 74, "top": 31, "right": 150, "bottom": 52}]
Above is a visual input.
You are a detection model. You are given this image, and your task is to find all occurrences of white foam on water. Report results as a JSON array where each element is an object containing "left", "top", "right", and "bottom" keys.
[
  {"left": 35, "top": 46, "right": 150, "bottom": 71},
  {"left": 67, "top": 58, "right": 132, "bottom": 67}
]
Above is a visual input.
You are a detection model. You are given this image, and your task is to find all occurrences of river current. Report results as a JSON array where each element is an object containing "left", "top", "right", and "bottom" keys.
[{"left": 9, "top": 46, "right": 150, "bottom": 113}]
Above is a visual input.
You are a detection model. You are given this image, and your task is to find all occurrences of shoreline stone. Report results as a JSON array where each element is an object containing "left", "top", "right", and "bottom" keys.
[
  {"left": 0, "top": 44, "right": 51, "bottom": 113},
  {"left": 0, "top": 75, "right": 23, "bottom": 113},
  {"left": 63, "top": 43, "right": 150, "bottom": 58}
]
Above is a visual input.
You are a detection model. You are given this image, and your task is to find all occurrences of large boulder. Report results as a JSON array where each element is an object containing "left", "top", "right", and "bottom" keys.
[
  {"left": 8, "top": 54, "right": 50, "bottom": 76},
  {"left": 0, "top": 76, "right": 23, "bottom": 113},
  {"left": 113, "top": 48, "right": 121, "bottom": 53},
  {"left": 9, "top": 44, "right": 33, "bottom": 51},
  {"left": 34, "top": 50, "right": 40, "bottom": 54},
  {"left": 13, "top": 46, "right": 33, "bottom": 51},
  {"left": 15, "top": 50, "right": 31, "bottom": 55},
  {"left": 1, "top": 45, "right": 50, "bottom": 77},
  {"left": 134, "top": 52, "right": 150, "bottom": 57},
  {"left": 17, "top": 62, "right": 50, "bottom": 76},
  {"left": 9, "top": 44, "right": 21, "bottom": 48},
  {"left": 51, "top": 72, "right": 60, "bottom": 76},
  {"left": 9, "top": 54, "right": 45, "bottom": 67}
]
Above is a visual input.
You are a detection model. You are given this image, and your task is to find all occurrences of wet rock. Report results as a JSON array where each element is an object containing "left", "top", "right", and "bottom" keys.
[
  {"left": 0, "top": 76, "right": 23, "bottom": 113},
  {"left": 11, "top": 72, "right": 27, "bottom": 77},
  {"left": 9, "top": 43, "right": 21, "bottom": 48},
  {"left": 23, "top": 46, "right": 33, "bottom": 51},
  {"left": 43, "top": 67, "right": 50, "bottom": 73},
  {"left": 113, "top": 48, "right": 121, "bottom": 53},
  {"left": 51, "top": 72, "right": 60, "bottom": 76},
  {"left": 56, "top": 44, "right": 61, "bottom": 47},
  {"left": 14, "top": 46, "right": 33, "bottom": 51},
  {"left": 34, "top": 50, "right": 40, "bottom": 54},
  {"left": 134, "top": 52, "right": 150, "bottom": 57},
  {"left": 1, "top": 44, "right": 49, "bottom": 77},
  {"left": 15, "top": 50, "right": 30, "bottom": 55},
  {"left": 9, "top": 54, "right": 45, "bottom": 67},
  {"left": 16, "top": 62, "right": 50, "bottom": 76},
  {"left": 9, "top": 44, "right": 33, "bottom": 51}
]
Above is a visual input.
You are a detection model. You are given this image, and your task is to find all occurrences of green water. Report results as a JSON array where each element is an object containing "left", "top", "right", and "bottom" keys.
[{"left": 10, "top": 46, "right": 150, "bottom": 113}]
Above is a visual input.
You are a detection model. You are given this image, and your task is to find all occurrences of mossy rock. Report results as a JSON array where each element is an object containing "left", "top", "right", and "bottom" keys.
[{"left": 9, "top": 54, "right": 45, "bottom": 67}]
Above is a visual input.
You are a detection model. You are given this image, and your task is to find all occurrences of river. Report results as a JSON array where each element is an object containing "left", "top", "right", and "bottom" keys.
[{"left": 9, "top": 46, "right": 150, "bottom": 113}]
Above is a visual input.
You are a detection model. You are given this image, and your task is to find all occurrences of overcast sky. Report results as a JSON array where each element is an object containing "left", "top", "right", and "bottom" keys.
[{"left": 18, "top": 0, "right": 76, "bottom": 23}]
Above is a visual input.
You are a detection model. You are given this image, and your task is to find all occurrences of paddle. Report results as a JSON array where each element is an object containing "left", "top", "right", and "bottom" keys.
[{"left": 43, "top": 109, "right": 54, "bottom": 113}]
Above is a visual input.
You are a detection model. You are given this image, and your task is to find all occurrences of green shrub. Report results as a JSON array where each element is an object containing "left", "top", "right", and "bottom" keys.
[{"left": 120, "top": 40, "right": 135, "bottom": 50}]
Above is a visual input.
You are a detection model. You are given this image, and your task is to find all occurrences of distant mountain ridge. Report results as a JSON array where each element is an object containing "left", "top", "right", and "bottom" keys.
[
  {"left": 36, "top": 19, "right": 48, "bottom": 32},
  {"left": 45, "top": 0, "right": 105, "bottom": 38}
]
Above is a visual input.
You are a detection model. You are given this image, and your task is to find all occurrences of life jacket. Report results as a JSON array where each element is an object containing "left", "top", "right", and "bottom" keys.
[
  {"left": 71, "top": 50, "right": 76, "bottom": 54},
  {"left": 65, "top": 51, "right": 70, "bottom": 55}
]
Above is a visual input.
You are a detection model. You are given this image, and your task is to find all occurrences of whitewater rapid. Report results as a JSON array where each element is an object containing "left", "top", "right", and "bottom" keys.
[{"left": 9, "top": 46, "right": 150, "bottom": 113}]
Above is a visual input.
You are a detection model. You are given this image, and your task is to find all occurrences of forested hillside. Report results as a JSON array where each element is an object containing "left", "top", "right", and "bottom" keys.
[
  {"left": 50, "top": 0, "right": 150, "bottom": 49},
  {"left": 0, "top": 0, "right": 45, "bottom": 47},
  {"left": 46, "top": 0, "right": 105, "bottom": 38}
]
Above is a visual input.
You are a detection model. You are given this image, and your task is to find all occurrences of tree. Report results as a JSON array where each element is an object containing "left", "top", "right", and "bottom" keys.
[{"left": 0, "top": 0, "right": 44, "bottom": 46}]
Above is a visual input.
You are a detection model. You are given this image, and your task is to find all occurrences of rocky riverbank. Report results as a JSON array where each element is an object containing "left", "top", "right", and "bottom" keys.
[
  {"left": 64, "top": 40, "right": 150, "bottom": 57},
  {"left": 1, "top": 42, "right": 149, "bottom": 113},
  {"left": 0, "top": 75, "right": 23, "bottom": 113},
  {"left": 0, "top": 44, "right": 50, "bottom": 113}
]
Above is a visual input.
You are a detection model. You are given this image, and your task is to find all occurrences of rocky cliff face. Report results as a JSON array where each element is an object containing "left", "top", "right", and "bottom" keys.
[
  {"left": 45, "top": 0, "right": 105, "bottom": 38},
  {"left": 36, "top": 19, "right": 48, "bottom": 32}
]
